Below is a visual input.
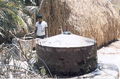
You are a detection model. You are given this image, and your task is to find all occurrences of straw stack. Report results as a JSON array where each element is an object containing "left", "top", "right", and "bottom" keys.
[{"left": 40, "top": 0, "right": 120, "bottom": 47}]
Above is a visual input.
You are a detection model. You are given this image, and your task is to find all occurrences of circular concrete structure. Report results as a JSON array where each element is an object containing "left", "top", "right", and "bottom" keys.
[{"left": 36, "top": 33, "right": 97, "bottom": 77}]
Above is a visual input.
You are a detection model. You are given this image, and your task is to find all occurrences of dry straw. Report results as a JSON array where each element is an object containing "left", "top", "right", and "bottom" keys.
[{"left": 40, "top": 0, "right": 120, "bottom": 47}]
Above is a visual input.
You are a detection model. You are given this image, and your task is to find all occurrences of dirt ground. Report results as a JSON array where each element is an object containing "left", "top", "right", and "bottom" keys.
[{"left": 97, "top": 40, "right": 120, "bottom": 79}]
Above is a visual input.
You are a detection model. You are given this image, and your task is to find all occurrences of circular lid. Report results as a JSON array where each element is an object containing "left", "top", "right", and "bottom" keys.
[{"left": 39, "top": 33, "right": 96, "bottom": 48}]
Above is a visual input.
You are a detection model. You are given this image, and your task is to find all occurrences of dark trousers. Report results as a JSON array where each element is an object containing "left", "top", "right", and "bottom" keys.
[{"left": 36, "top": 35, "right": 46, "bottom": 39}]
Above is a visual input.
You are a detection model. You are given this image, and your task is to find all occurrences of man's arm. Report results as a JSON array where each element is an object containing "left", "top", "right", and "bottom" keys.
[
  {"left": 45, "top": 22, "right": 48, "bottom": 37},
  {"left": 45, "top": 27, "right": 48, "bottom": 37}
]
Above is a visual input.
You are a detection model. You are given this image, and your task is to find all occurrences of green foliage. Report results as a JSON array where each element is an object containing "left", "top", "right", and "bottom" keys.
[
  {"left": 40, "top": 66, "right": 46, "bottom": 76},
  {"left": 0, "top": 0, "right": 28, "bottom": 36}
]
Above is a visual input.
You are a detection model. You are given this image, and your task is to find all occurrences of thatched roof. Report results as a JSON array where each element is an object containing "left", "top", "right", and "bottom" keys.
[{"left": 40, "top": 0, "right": 120, "bottom": 47}]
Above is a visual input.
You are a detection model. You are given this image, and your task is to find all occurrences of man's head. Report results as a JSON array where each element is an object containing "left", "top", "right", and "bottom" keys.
[{"left": 36, "top": 14, "right": 43, "bottom": 22}]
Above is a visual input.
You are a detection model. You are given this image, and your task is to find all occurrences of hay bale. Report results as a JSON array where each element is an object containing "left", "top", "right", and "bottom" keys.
[{"left": 39, "top": 0, "right": 120, "bottom": 46}]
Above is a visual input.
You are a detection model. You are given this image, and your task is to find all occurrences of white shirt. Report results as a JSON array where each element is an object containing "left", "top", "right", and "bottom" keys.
[{"left": 35, "top": 21, "right": 48, "bottom": 36}]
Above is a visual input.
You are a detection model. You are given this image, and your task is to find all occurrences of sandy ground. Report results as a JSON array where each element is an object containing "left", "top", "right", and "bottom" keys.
[{"left": 97, "top": 40, "right": 120, "bottom": 79}]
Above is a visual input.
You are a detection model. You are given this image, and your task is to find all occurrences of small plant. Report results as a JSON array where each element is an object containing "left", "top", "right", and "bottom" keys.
[{"left": 39, "top": 66, "right": 46, "bottom": 76}]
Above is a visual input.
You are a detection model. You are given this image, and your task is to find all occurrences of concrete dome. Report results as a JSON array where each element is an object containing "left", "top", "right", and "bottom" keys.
[{"left": 40, "top": 33, "right": 96, "bottom": 48}]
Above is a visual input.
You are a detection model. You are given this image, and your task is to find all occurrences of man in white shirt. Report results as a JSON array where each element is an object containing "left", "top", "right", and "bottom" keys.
[{"left": 35, "top": 14, "right": 48, "bottom": 39}]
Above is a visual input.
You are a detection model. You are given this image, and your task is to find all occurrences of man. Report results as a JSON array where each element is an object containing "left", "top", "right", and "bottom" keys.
[{"left": 35, "top": 14, "right": 48, "bottom": 39}]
